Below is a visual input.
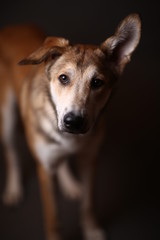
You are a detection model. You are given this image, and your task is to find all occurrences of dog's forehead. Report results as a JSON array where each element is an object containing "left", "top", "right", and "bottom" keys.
[
  {"left": 63, "top": 44, "right": 105, "bottom": 70},
  {"left": 49, "top": 44, "right": 109, "bottom": 81}
]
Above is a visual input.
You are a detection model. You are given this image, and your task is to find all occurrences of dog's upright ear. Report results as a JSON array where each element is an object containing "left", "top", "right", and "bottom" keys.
[
  {"left": 18, "top": 37, "right": 69, "bottom": 65},
  {"left": 100, "top": 14, "right": 141, "bottom": 74}
]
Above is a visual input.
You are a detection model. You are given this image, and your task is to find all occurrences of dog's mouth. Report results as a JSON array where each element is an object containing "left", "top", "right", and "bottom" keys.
[{"left": 62, "top": 126, "right": 89, "bottom": 135}]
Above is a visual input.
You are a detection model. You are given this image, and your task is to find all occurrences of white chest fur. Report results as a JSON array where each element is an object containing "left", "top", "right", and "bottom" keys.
[{"left": 34, "top": 114, "right": 86, "bottom": 173}]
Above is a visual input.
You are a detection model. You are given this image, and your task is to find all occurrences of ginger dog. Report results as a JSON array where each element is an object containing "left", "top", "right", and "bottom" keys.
[{"left": 0, "top": 14, "right": 141, "bottom": 240}]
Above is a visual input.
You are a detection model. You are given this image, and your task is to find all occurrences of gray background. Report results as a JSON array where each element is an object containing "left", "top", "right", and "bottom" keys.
[{"left": 0, "top": 0, "right": 159, "bottom": 240}]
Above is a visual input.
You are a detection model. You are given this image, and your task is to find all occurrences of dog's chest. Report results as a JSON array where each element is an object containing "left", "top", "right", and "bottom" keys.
[{"left": 34, "top": 115, "right": 85, "bottom": 172}]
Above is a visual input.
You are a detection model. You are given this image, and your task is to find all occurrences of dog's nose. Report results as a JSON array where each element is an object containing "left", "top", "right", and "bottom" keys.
[{"left": 63, "top": 112, "right": 86, "bottom": 133}]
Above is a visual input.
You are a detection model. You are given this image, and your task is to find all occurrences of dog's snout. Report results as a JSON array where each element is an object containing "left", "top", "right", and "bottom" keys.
[{"left": 63, "top": 112, "right": 87, "bottom": 134}]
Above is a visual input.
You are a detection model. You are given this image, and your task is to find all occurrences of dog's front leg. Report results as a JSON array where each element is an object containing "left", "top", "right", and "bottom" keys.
[
  {"left": 1, "top": 90, "right": 23, "bottom": 206},
  {"left": 37, "top": 163, "right": 60, "bottom": 240},
  {"left": 78, "top": 150, "right": 106, "bottom": 240}
]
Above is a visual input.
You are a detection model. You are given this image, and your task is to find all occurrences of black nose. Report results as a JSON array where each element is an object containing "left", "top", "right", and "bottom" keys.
[{"left": 63, "top": 112, "right": 86, "bottom": 133}]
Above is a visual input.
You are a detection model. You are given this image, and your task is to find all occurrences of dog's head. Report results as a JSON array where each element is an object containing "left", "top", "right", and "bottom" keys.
[{"left": 19, "top": 14, "right": 141, "bottom": 134}]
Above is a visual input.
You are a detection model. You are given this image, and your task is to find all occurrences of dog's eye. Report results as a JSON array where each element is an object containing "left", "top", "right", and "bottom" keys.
[
  {"left": 58, "top": 74, "right": 69, "bottom": 85},
  {"left": 90, "top": 78, "right": 104, "bottom": 90}
]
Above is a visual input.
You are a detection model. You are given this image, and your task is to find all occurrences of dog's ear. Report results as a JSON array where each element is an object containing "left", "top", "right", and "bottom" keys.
[
  {"left": 18, "top": 37, "right": 69, "bottom": 65},
  {"left": 100, "top": 14, "right": 141, "bottom": 74}
]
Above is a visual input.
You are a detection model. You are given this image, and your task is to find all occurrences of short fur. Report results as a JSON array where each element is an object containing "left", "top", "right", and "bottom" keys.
[{"left": 0, "top": 14, "right": 141, "bottom": 240}]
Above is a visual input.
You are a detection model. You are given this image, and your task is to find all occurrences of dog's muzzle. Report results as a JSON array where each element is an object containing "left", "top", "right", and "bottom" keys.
[{"left": 63, "top": 112, "right": 88, "bottom": 134}]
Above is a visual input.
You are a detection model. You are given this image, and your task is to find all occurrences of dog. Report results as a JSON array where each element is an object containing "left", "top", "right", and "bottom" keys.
[{"left": 0, "top": 14, "right": 141, "bottom": 240}]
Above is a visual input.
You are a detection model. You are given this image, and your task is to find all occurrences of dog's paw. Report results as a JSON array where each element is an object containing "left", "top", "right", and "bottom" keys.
[
  {"left": 2, "top": 185, "right": 23, "bottom": 206},
  {"left": 84, "top": 228, "right": 106, "bottom": 240}
]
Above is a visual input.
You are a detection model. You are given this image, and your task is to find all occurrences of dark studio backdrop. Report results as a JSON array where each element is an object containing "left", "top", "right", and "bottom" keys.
[{"left": 0, "top": 1, "right": 159, "bottom": 240}]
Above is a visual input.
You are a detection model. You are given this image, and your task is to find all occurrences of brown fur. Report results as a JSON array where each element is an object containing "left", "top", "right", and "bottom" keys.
[{"left": 0, "top": 14, "right": 141, "bottom": 240}]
